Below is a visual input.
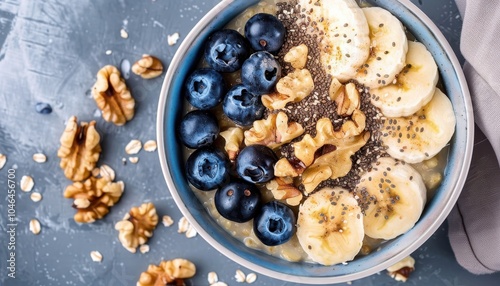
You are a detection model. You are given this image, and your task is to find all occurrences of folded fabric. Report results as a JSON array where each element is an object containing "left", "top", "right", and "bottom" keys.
[{"left": 447, "top": 0, "right": 500, "bottom": 275}]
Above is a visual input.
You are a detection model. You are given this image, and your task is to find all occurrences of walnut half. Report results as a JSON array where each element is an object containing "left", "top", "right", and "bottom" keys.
[
  {"left": 64, "top": 175, "right": 124, "bottom": 223},
  {"left": 115, "top": 202, "right": 158, "bottom": 253},
  {"left": 137, "top": 258, "right": 196, "bottom": 286},
  {"left": 244, "top": 111, "right": 304, "bottom": 149},
  {"left": 266, "top": 177, "right": 303, "bottom": 206},
  {"left": 92, "top": 65, "right": 135, "bottom": 126},
  {"left": 57, "top": 116, "right": 101, "bottom": 182},
  {"left": 131, "top": 54, "right": 164, "bottom": 79}
]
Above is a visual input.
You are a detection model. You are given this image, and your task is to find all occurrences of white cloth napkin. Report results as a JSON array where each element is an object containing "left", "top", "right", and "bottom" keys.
[{"left": 447, "top": 0, "right": 500, "bottom": 274}]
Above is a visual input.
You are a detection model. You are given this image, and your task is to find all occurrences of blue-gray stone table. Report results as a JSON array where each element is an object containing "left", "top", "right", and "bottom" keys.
[{"left": 0, "top": 0, "right": 499, "bottom": 285}]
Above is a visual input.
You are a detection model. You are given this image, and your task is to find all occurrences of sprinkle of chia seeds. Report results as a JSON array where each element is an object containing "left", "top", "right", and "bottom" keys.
[{"left": 379, "top": 23, "right": 384, "bottom": 27}]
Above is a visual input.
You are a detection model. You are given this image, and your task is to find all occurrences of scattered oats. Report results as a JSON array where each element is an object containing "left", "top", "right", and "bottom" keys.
[
  {"left": 32, "top": 153, "right": 47, "bottom": 163},
  {"left": 92, "top": 167, "right": 100, "bottom": 177},
  {"left": 100, "top": 164, "right": 115, "bottom": 181},
  {"left": 245, "top": 273, "right": 257, "bottom": 283},
  {"left": 105, "top": 50, "right": 112, "bottom": 55},
  {"left": 29, "top": 219, "right": 41, "bottom": 235},
  {"left": 346, "top": 281, "right": 352, "bottom": 285},
  {"left": 208, "top": 271, "right": 218, "bottom": 284},
  {"left": 139, "top": 244, "right": 150, "bottom": 254},
  {"left": 0, "top": 154, "right": 6, "bottom": 169},
  {"left": 20, "top": 175, "right": 34, "bottom": 192},
  {"left": 125, "top": 139, "right": 142, "bottom": 154},
  {"left": 30, "top": 192, "right": 43, "bottom": 202},
  {"left": 211, "top": 282, "right": 228, "bottom": 286},
  {"left": 120, "top": 28, "right": 128, "bottom": 39},
  {"left": 143, "top": 140, "right": 157, "bottom": 152},
  {"left": 235, "top": 269, "right": 246, "bottom": 283},
  {"left": 185, "top": 224, "right": 197, "bottom": 238},
  {"left": 162, "top": 215, "right": 174, "bottom": 227},
  {"left": 168, "top": 32, "right": 180, "bottom": 46},
  {"left": 128, "top": 157, "right": 139, "bottom": 164},
  {"left": 90, "top": 250, "right": 103, "bottom": 262},
  {"left": 121, "top": 157, "right": 127, "bottom": 165},
  {"left": 178, "top": 216, "right": 190, "bottom": 233}
]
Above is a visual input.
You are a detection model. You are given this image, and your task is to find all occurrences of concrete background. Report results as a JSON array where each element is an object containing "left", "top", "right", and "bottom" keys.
[{"left": 0, "top": 0, "right": 499, "bottom": 285}]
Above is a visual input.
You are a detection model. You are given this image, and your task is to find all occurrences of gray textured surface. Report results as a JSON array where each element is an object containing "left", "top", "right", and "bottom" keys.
[{"left": 0, "top": 0, "right": 499, "bottom": 285}]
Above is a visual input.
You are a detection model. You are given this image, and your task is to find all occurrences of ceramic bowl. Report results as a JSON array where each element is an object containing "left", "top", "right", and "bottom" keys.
[{"left": 157, "top": 0, "right": 474, "bottom": 283}]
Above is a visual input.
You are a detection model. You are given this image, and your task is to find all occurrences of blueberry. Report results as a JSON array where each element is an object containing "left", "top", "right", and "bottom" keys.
[
  {"left": 184, "top": 68, "right": 226, "bottom": 110},
  {"left": 214, "top": 179, "right": 262, "bottom": 223},
  {"left": 245, "top": 13, "right": 286, "bottom": 54},
  {"left": 185, "top": 146, "right": 230, "bottom": 191},
  {"left": 222, "top": 84, "right": 265, "bottom": 126},
  {"left": 241, "top": 51, "right": 281, "bottom": 95},
  {"left": 236, "top": 145, "right": 277, "bottom": 184},
  {"left": 204, "top": 29, "right": 250, "bottom": 73},
  {"left": 178, "top": 110, "right": 219, "bottom": 149},
  {"left": 35, "top": 102, "right": 52, "bottom": 114},
  {"left": 253, "top": 201, "right": 296, "bottom": 246}
]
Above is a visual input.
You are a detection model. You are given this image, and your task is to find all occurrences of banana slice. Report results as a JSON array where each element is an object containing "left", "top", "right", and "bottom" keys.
[
  {"left": 297, "top": 187, "right": 364, "bottom": 265},
  {"left": 381, "top": 88, "right": 456, "bottom": 164},
  {"left": 369, "top": 41, "right": 438, "bottom": 117},
  {"left": 354, "top": 7, "right": 408, "bottom": 89},
  {"left": 356, "top": 157, "right": 426, "bottom": 240},
  {"left": 298, "top": 0, "right": 370, "bottom": 82}
]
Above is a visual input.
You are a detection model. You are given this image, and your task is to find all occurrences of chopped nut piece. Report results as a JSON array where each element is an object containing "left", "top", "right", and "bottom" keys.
[
  {"left": 139, "top": 244, "right": 150, "bottom": 254},
  {"left": 220, "top": 127, "right": 244, "bottom": 161},
  {"left": 137, "top": 258, "right": 196, "bottom": 286},
  {"left": 29, "top": 219, "right": 41, "bottom": 235},
  {"left": 332, "top": 82, "right": 360, "bottom": 116},
  {"left": 20, "top": 175, "right": 34, "bottom": 192},
  {"left": 30, "top": 192, "right": 43, "bottom": 202},
  {"left": 57, "top": 116, "right": 101, "bottom": 181},
  {"left": 266, "top": 177, "right": 303, "bottom": 206},
  {"left": 120, "top": 28, "right": 128, "bottom": 39},
  {"left": 235, "top": 269, "right": 246, "bottom": 283},
  {"left": 0, "top": 153, "right": 6, "bottom": 170},
  {"left": 129, "top": 157, "right": 139, "bottom": 164},
  {"left": 245, "top": 273, "right": 257, "bottom": 284},
  {"left": 284, "top": 44, "right": 308, "bottom": 69},
  {"left": 244, "top": 112, "right": 304, "bottom": 149},
  {"left": 90, "top": 250, "right": 103, "bottom": 262},
  {"left": 274, "top": 158, "right": 304, "bottom": 177},
  {"left": 100, "top": 164, "right": 115, "bottom": 181},
  {"left": 64, "top": 176, "right": 124, "bottom": 223},
  {"left": 162, "top": 215, "right": 174, "bottom": 227},
  {"left": 168, "top": 32, "right": 180, "bottom": 46},
  {"left": 132, "top": 55, "right": 164, "bottom": 79},
  {"left": 115, "top": 202, "right": 158, "bottom": 253},
  {"left": 207, "top": 271, "right": 218, "bottom": 284},
  {"left": 92, "top": 65, "right": 135, "bottom": 126},
  {"left": 143, "top": 140, "right": 157, "bottom": 152},
  {"left": 32, "top": 153, "right": 47, "bottom": 163},
  {"left": 387, "top": 256, "right": 415, "bottom": 282},
  {"left": 262, "top": 69, "right": 314, "bottom": 110},
  {"left": 125, "top": 139, "right": 142, "bottom": 154}
]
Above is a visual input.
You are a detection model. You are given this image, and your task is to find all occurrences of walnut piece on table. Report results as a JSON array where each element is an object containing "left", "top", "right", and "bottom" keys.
[
  {"left": 386, "top": 255, "right": 416, "bottom": 282},
  {"left": 64, "top": 175, "right": 124, "bottom": 223},
  {"left": 92, "top": 65, "right": 135, "bottom": 126},
  {"left": 57, "top": 116, "right": 101, "bottom": 182},
  {"left": 137, "top": 258, "right": 196, "bottom": 286},
  {"left": 115, "top": 202, "right": 158, "bottom": 253},
  {"left": 131, "top": 54, "right": 164, "bottom": 79}
]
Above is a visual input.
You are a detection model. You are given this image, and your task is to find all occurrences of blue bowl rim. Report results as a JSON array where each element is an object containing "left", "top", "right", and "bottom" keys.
[{"left": 156, "top": 0, "right": 474, "bottom": 283}]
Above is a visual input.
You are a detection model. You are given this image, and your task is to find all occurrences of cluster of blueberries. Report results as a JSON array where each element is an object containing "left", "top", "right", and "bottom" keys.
[{"left": 177, "top": 13, "right": 295, "bottom": 246}]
